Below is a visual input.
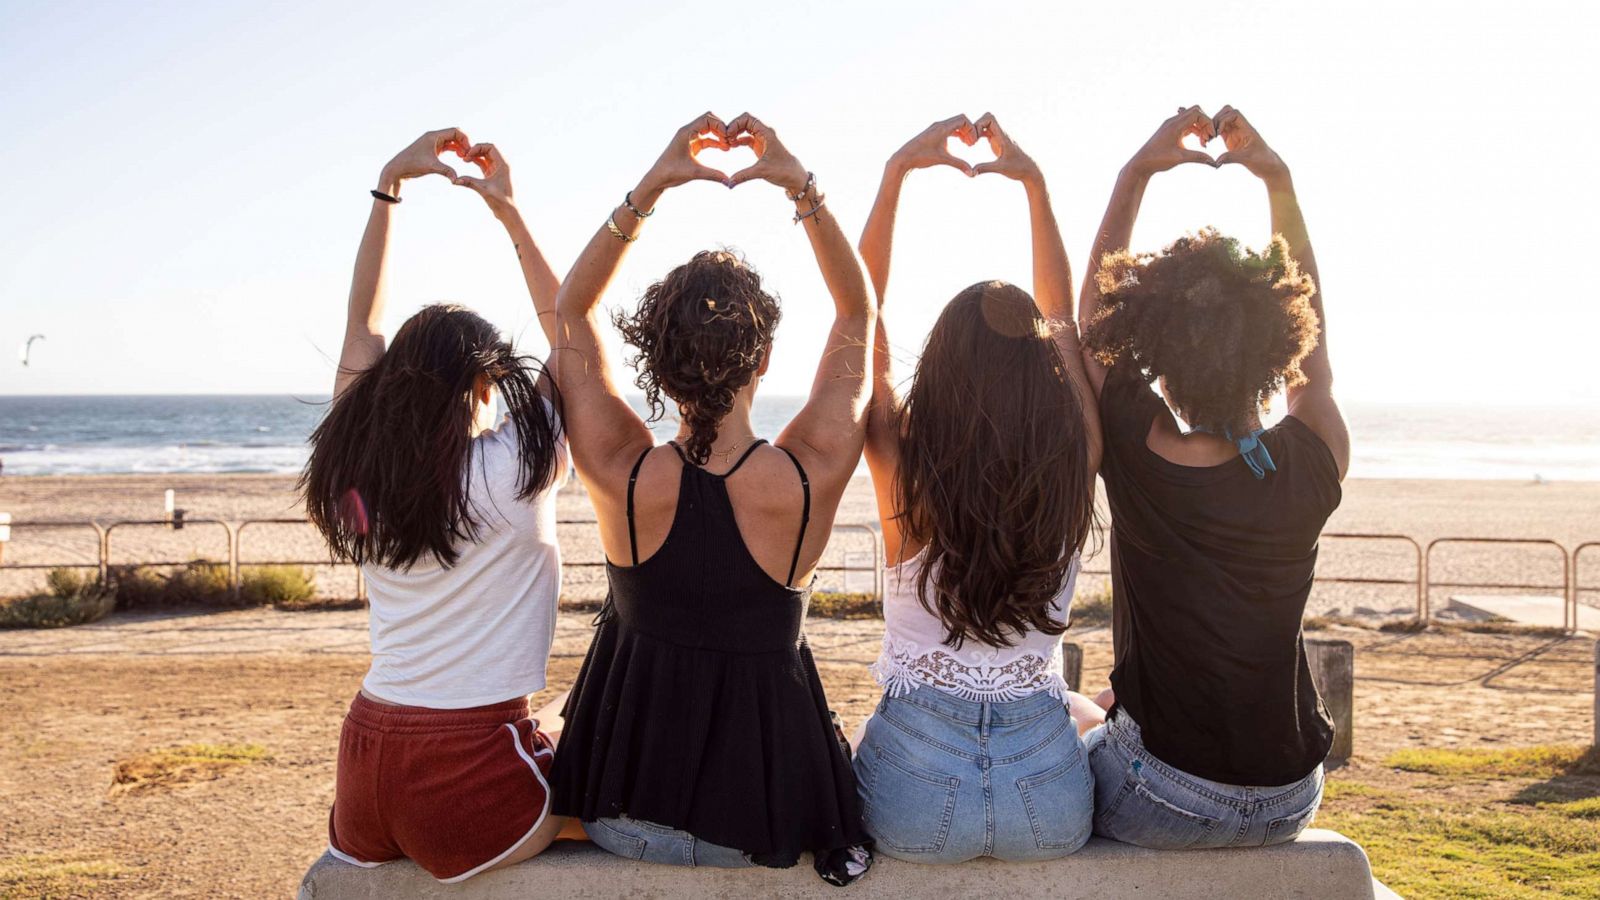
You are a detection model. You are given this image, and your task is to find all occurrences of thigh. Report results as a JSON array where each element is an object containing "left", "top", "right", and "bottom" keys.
[
  {"left": 1088, "top": 732, "right": 1231, "bottom": 850},
  {"left": 1261, "top": 767, "right": 1325, "bottom": 847},
  {"left": 853, "top": 707, "right": 969, "bottom": 862},
  {"left": 584, "top": 817, "right": 753, "bottom": 868}
]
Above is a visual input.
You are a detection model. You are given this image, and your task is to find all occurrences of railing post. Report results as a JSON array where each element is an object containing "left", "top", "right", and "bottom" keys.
[
  {"left": 1307, "top": 638, "right": 1354, "bottom": 763},
  {"left": 1062, "top": 642, "right": 1083, "bottom": 696}
]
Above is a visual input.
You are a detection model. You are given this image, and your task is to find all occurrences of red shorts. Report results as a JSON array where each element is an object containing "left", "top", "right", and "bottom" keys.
[{"left": 328, "top": 692, "right": 555, "bottom": 883}]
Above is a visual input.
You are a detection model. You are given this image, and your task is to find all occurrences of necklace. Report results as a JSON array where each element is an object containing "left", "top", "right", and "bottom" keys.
[{"left": 709, "top": 436, "right": 755, "bottom": 463}]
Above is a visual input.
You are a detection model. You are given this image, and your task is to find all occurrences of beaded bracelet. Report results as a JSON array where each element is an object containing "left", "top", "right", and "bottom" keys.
[{"left": 623, "top": 190, "right": 654, "bottom": 218}]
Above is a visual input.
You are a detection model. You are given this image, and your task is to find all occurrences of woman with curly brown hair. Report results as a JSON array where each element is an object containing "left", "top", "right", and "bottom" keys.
[
  {"left": 1076, "top": 107, "right": 1350, "bottom": 850},
  {"left": 847, "top": 114, "right": 1103, "bottom": 863},
  {"left": 545, "top": 113, "right": 874, "bottom": 884}
]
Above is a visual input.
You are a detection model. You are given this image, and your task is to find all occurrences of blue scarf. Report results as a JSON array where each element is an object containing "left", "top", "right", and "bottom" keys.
[{"left": 1192, "top": 425, "right": 1276, "bottom": 480}]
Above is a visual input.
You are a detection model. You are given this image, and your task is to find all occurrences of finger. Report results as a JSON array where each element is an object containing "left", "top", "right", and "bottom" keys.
[
  {"left": 690, "top": 135, "right": 731, "bottom": 154},
  {"left": 452, "top": 175, "right": 487, "bottom": 193},
  {"left": 464, "top": 143, "right": 498, "bottom": 176},
  {"left": 957, "top": 115, "right": 978, "bottom": 146},
  {"left": 687, "top": 112, "right": 726, "bottom": 139},
  {"left": 434, "top": 128, "right": 470, "bottom": 156},
  {"left": 688, "top": 164, "right": 733, "bottom": 187}
]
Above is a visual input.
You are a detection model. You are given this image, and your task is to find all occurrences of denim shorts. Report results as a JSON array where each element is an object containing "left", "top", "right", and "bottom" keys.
[
  {"left": 1085, "top": 712, "right": 1324, "bottom": 850},
  {"left": 854, "top": 685, "right": 1093, "bottom": 863},
  {"left": 584, "top": 816, "right": 754, "bottom": 868}
]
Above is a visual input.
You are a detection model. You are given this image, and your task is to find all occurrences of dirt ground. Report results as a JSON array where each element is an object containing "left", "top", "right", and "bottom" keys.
[{"left": 0, "top": 609, "right": 1594, "bottom": 898}]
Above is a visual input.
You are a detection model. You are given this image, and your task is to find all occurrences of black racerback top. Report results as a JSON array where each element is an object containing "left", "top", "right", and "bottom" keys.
[{"left": 548, "top": 440, "right": 868, "bottom": 867}]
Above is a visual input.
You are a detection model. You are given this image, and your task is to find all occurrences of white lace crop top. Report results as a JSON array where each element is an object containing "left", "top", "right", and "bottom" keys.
[{"left": 870, "top": 549, "right": 1081, "bottom": 703}]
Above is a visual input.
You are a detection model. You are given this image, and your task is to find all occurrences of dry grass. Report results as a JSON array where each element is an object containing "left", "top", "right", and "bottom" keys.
[
  {"left": 1386, "top": 745, "right": 1600, "bottom": 779},
  {"left": 110, "top": 743, "right": 273, "bottom": 796},
  {"left": 0, "top": 852, "right": 125, "bottom": 899},
  {"left": 0, "top": 569, "right": 115, "bottom": 629}
]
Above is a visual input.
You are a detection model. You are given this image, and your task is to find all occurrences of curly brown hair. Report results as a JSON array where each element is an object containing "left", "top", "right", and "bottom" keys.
[
  {"left": 895, "top": 282, "right": 1098, "bottom": 649},
  {"left": 1084, "top": 228, "right": 1319, "bottom": 434},
  {"left": 614, "top": 250, "right": 781, "bottom": 465}
]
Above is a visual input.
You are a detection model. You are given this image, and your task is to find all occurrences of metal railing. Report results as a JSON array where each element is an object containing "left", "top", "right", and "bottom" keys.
[
  {"left": 2, "top": 518, "right": 1594, "bottom": 632},
  {"left": 3, "top": 515, "right": 887, "bottom": 606},
  {"left": 1425, "top": 537, "right": 1573, "bottom": 631}
]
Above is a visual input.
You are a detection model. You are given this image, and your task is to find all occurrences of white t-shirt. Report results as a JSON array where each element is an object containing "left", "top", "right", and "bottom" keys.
[
  {"left": 360, "top": 411, "right": 569, "bottom": 709},
  {"left": 870, "top": 549, "right": 1081, "bottom": 703}
]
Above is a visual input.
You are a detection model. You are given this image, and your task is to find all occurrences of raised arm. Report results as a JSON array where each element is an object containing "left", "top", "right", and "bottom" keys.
[
  {"left": 720, "top": 114, "right": 877, "bottom": 486},
  {"left": 1078, "top": 107, "right": 1218, "bottom": 398},
  {"left": 552, "top": 113, "right": 734, "bottom": 486},
  {"left": 453, "top": 142, "right": 562, "bottom": 352},
  {"left": 335, "top": 128, "right": 472, "bottom": 399},
  {"left": 972, "top": 113, "right": 1103, "bottom": 476},
  {"left": 1214, "top": 106, "right": 1349, "bottom": 478},
  {"left": 857, "top": 115, "right": 976, "bottom": 562}
]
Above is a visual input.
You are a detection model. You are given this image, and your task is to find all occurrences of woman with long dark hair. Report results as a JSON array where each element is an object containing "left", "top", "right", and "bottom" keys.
[
  {"left": 545, "top": 113, "right": 874, "bottom": 884},
  {"left": 302, "top": 129, "right": 571, "bottom": 882},
  {"left": 1077, "top": 106, "right": 1348, "bottom": 849},
  {"left": 849, "top": 115, "right": 1103, "bottom": 863}
]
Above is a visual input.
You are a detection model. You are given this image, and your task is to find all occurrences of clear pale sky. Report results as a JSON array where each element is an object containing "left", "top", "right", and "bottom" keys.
[{"left": 2, "top": 0, "right": 1596, "bottom": 406}]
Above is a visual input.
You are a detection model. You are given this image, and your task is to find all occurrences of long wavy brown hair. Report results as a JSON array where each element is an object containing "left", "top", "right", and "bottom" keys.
[
  {"left": 1083, "top": 228, "right": 1319, "bottom": 434},
  {"left": 895, "top": 281, "right": 1097, "bottom": 649},
  {"left": 301, "top": 304, "right": 563, "bottom": 570},
  {"left": 613, "top": 250, "right": 780, "bottom": 465}
]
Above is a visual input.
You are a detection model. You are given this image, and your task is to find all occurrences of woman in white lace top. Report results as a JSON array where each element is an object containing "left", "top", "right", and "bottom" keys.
[{"left": 850, "top": 115, "right": 1103, "bottom": 863}]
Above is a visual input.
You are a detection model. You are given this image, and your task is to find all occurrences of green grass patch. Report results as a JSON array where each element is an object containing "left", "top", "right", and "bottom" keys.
[
  {"left": 1387, "top": 745, "right": 1600, "bottom": 779},
  {"left": 1319, "top": 795, "right": 1600, "bottom": 898},
  {"left": 1544, "top": 797, "right": 1600, "bottom": 820},
  {"left": 111, "top": 742, "right": 271, "bottom": 795},
  {"left": 0, "top": 568, "right": 115, "bottom": 629},
  {"left": 0, "top": 852, "right": 124, "bottom": 898}
]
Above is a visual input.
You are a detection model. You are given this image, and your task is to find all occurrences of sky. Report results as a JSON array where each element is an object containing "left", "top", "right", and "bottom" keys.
[{"left": 1, "top": 0, "right": 1597, "bottom": 406}]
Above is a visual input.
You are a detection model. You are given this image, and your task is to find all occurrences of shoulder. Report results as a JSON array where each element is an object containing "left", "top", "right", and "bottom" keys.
[{"left": 1270, "top": 416, "right": 1343, "bottom": 508}]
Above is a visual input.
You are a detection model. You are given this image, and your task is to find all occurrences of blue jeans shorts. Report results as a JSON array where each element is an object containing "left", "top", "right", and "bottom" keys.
[
  {"left": 584, "top": 816, "right": 754, "bottom": 868},
  {"left": 1085, "top": 711, "right": 1324, "bottom": 850},
  {"left": 853, "top": 685, "right": 1093, "bottom": 863}
]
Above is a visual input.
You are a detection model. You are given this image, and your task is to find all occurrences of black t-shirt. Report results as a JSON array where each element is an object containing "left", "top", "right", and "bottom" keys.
[{"left": 1100, "top": 369, "right": 1341, "bottom": 786}]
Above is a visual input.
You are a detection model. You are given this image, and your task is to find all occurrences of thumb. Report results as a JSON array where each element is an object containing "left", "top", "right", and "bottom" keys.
[
  {"left": 938, "top": 153, "right": 974, "bottom": 176},
  {"left": 1213, "top": 151, "right": 1239, "bottom": 168},
  {"left": 453, "top": 175, "right": 487, "bottom": 193},
  {"left": 971, "top": 161, "right": 1002, "bottom": 177},
  {"left": 430, "top": 161, "right": 459, "bottom": 179},
  {"left": 726, "top": 165, "right": 764, "bottom": 187},
  {"left": 1183, "top": 150, "right": 1220, "bottom": 168}
]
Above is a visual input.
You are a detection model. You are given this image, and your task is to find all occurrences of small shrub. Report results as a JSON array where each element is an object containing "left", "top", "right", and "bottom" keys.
[
  {"left": 1072, "top": 586, "right": 1114, "bottom": 627},
  {"left": 0, "top": 568, "right": 115, "bottom": 629},
  {"left": 110, "top": 562, "right": 233, "bottom": 610},
  {"left": 809, "top": 591, "right": 879, "bottom": 619},
  {"left": 239, "top": 565, "right": 316, "bottom": 608}
]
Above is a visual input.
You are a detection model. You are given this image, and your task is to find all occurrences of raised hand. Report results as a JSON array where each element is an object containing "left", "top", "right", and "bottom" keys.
[
  {"left": 379, "top": 128, "right": 472, "bottom": 193},
  {"left": 639, "top": 113, "right": 736, "bottom": 194},
  {"left": 972, "top": 113, "right": 1041, "bottom": 182},
  {"left": 726, "top": 113, "right": 809, "bottom": 194},
  {"left": 1126, "top": 106, "right": 1217, "bottom": 177},
  {"left": 890, "top": 115, "right": 978, "bottom": 176},
  {"left": 453, "top": 142, "right": 516, "bottom": 216},
  {"left": 1213, "top": 106, "right": 1289, "bottom": 183}
]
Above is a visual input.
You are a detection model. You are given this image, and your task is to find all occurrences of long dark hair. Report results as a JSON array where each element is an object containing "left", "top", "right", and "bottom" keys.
[
  {"left": 613, "top": 250, "right": 780, "bottom": 465},
  {"left": 301, "top": 304, "right": 562, "bottom": 570},
  {"left": 894, "top": 282, "right": 1097, "bottom": 649}
]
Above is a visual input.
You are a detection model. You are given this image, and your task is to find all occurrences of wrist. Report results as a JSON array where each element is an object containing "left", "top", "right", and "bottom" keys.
[
  {"left": 632, "top": 176, "right": 667, "bottom": 210},
  {"left": 1116, "top": 163, "right": 1153, "bottom": 188},
  {"left": 376, "top": 169, "right": 404, "bottom": 197},
  {"left": 777, "top": 165, "right": 810, "bottom": 196},
  {"left": 1261, "top": 166, "right": 1293, "bottom": 193}
]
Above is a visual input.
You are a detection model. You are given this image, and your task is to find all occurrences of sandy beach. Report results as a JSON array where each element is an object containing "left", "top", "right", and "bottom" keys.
[{"left": 2, "top": 473, "right": 1597, "bottom": 620}]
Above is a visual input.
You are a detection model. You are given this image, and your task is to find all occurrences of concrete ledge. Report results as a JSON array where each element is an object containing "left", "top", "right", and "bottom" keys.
[{"left": 298, "top": 829, "right": 1376, "bottom": 899}]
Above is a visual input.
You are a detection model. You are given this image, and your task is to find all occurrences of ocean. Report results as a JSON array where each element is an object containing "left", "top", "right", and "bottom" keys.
[{"left": 1, "top": 394, "right": 1596, "bottom": 481}]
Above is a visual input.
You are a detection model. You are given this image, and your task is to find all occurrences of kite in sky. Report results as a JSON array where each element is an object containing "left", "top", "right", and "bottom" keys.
[{"left": 19, "top": 334, "right": 45, "bottom": 366}]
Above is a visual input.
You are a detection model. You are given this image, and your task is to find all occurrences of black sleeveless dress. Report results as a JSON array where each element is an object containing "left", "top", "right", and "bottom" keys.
[{"left": 548, "top": 441, "right": 869, "bottom": 868}]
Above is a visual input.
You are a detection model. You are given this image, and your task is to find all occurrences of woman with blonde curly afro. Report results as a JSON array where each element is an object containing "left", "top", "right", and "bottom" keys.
[
  {"left": 1075, "top": 107, "right": 1350, "bottom": 851},
  {"left": 546, "top": 113, "right": 875, "bottom": 884}
]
